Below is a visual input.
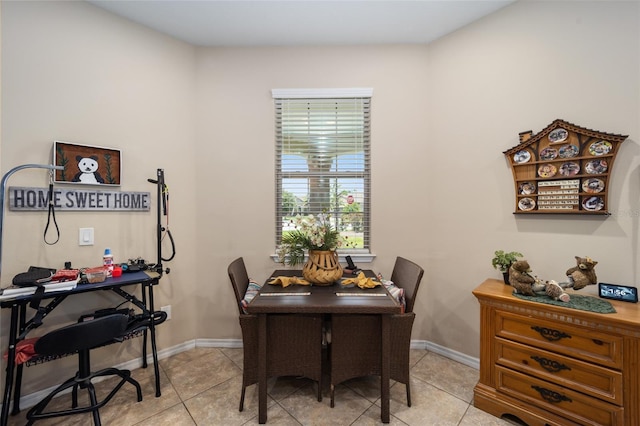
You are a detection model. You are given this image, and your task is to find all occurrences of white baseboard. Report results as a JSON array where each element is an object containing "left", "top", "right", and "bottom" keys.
[
  {"left": 6, "top": 338, "right": 477, "bottom": 413},
  {"left": 195, "top": 338, "right": 242, "bottom": 348},
  {"left": 410, "top": 339, "right": 480, "bottom": 370}
]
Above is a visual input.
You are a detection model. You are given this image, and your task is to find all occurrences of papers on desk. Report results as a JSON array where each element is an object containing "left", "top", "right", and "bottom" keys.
[
  {"left": 0, "top": 278, "right": 80, "bottom": 300},
  {"left": 335, "top": 293, "right": 387, "bottom": 297},
  {"left": 261, "top": 292, "right": 311, "bottom": 296}
]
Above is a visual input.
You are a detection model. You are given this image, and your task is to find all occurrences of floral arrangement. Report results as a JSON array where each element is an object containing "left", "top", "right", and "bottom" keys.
[{"left": 277, "top": 214, "right": 345, "bottom": 266}]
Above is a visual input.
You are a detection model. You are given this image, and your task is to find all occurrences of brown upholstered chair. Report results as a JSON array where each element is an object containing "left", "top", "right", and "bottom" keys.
[
  {"left": 329, "top": 256, "right": 424, "bottom": 407},
  {"left": 227, "top": 257, "right": 324, "bottom": 411}
]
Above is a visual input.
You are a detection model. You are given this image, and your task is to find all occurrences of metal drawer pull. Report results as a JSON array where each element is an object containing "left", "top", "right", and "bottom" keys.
[
  {"left": 532, "top": 385, "right": 572, "bottom": 404},
  {"left": 531, "top": 326, "right": 572, "bottom": 341},
  {"left": 531, "top": 356, "right": 571, "bottom": 373}
]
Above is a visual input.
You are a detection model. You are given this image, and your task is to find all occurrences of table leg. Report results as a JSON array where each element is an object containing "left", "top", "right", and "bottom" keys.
[
  {"left": 11, "top": 304, "right": 27, "bottom": 415},
  {"left": 2, "top": 305, "right": 19, "bottom": 426},
  {"left": 258, "top": 314, "right": 267, "bottom": 424},
  {"left": 147, "top": 284, "right": 161, "bottom": 397},
  {"left": 141, "top": 286, "right": 149, "bottom": 369},
  {"left": 112, "top": 283, "right": 162, "bottom": 397},
  {"left": 381, "top": 315, "right": 391, "bottom": 423}
]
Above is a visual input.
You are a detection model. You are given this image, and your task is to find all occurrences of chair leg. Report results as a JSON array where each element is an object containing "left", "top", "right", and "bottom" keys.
[
  {"left": 239, "top": 386, "right": 246, "bottom": 412},
  {"left": 104, "top": 368, "right": 143, "bottom": 402},
  {"left": 86, "top": 382, "right": 102, "bottom": 426},
  {"left": 27, "top": 369, "right": 141, "bottom": 425},
  {"left": 125, "top": 374, "right": 143, "bottom": 402},
  {"left": 406, "top": 382, "right": 412, "bottom": 407},
  {"left": 26, "top": 376, "right": 77, "bottom": 421},
  {"left": 72, "top": 383, "right": 78, "bottom": 408},
  {"left": 330, "top": 385, "right": 335, "bottom": 408},
  {"left": 93, "top": 367, "right": 143, "bottom": 403}
]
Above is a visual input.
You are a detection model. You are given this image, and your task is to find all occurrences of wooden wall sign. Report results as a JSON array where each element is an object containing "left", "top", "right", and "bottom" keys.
[
  {"left": 504, "top": 119, "right": 627, "bottom": 215},
  {"left": 8, "top": 186, "right": 150, "bottom": 211}
]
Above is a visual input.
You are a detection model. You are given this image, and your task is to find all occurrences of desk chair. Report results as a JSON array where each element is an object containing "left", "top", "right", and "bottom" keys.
[
  {"left": 330, "top": 256, "right": 424, "bottom": 407},
  {"left": 228, "top": 257, "right": 323, "bottom": 411},
  {"left": 26, "top": 314, "right": 143, "bottom": 425}
]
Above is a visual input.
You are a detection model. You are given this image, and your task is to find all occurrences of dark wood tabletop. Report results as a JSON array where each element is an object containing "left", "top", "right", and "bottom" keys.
[{"left": 246, "top": 269, "right": 401, "bottom": 315}]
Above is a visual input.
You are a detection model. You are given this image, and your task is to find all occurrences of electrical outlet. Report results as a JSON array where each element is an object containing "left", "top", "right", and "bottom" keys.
[
  {"left": 161, "top": 305, "right": 171, "bottom": 320},
  {"left": 79, "top": 227, "right": 94, "bottom": 246}
]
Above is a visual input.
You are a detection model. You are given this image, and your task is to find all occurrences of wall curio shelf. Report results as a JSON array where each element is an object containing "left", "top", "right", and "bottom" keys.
[{"left": 504, "top": 119, "right": 627, "bottom": 215}]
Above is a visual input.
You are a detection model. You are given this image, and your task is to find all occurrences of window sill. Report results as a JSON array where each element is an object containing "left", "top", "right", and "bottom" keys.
[{"left": 270, "top": 251, "right": 376, "bottom": 264}]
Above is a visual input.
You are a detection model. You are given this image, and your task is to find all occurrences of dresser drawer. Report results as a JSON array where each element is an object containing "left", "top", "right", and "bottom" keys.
[
  {"left": 495, "top": 338, "right": 623, "bottom": 405},
  {"left": 495, "top": 310, "right": 622, "bottom": 369},
  {"left": 496, "top": 366, "right": 624, "bottom": 426}
]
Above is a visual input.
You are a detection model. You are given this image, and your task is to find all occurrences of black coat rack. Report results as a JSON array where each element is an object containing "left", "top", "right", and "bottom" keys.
[{"left": 148, "top": 168, "right": 174, "bottom": 275}]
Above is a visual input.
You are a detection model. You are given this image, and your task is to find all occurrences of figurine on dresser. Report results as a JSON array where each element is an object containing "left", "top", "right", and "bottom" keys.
[
  {"left": 565, "top": 256, "right": 598, "bottom": 290},
  {"left": 508, "top": 256, "right": 598, "bottom": 303},
  {"left": 508, "top": 260, "right": 537, "bottom": 296}
]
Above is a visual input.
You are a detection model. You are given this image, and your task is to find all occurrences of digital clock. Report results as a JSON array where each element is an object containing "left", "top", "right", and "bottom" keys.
[{"left": 598, "top": 282, "right": 638, "bottom": 303}]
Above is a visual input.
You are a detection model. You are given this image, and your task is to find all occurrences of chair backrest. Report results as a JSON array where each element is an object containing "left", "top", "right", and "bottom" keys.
[
  {"left": 35, "top": 314, "right": 129, "bottom": 356},
  {"left": 390, "top": 257, "right": 424, "bottom": 313},
  {"left": 228, "top": 257, "right": 250, "bottom": 315}
]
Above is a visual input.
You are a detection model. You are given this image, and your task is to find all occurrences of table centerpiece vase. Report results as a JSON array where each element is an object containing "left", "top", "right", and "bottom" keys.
[{"left": 302, "top": 250, "right": 343, "bottom": 286}]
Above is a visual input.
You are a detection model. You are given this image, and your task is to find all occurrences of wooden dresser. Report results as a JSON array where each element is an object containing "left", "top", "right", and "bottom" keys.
[{"left": 473, "top": 279, "right": 640, "bottom": 426}]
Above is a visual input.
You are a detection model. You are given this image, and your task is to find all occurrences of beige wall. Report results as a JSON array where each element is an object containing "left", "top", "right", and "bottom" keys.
[
  {"left": 192, "top": 45, "right": 431, "bottom": 339},
  {"left": 193, "top": 0, "right": 640, "bottom": 358},
  {"left": 1, "top": 0, "right": 639, "bottom": 396},
  {"left": 1, "top": 1, "right": 199, "bottom": 393},
  {"left": 424, "top": 0, "right": 639, "bottom": 355}
]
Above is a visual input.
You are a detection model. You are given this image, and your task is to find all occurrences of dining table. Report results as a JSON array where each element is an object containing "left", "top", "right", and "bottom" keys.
[{"left": 246, "top": 269, "right": 401, "bottom": 424}]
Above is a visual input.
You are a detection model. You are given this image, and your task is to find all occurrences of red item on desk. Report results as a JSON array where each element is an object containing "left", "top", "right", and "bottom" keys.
[
  {"left": 112, "top": 266, "right": 123, "bottom": 277},
  {"left": 3, "top": 338, "right": 39, "bottom": 365},
  {"left": 51, "top": 269, "right": 80, "bottom": 282}
]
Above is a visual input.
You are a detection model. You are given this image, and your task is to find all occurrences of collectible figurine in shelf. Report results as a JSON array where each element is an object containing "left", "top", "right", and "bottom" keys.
[{"left": 504, "top": 119, "right": 628, "bottom": 215}]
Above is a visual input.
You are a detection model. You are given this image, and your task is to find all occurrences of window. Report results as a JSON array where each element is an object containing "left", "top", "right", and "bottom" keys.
[{"left": 273, "top": 88, "right": 372, "bottom": 255}]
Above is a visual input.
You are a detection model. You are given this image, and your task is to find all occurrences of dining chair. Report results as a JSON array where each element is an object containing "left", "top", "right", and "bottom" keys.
[
  {"left": 227, "top": 257, "right": 324, "bottom": 411},
  {"left": 329, "top": 256, "right": 424, "bottom": 407},
  {"left": 25, "top": 314, "right": 143, "bottom": 425}
]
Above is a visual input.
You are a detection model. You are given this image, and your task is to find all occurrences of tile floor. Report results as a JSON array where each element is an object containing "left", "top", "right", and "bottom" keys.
[{"left": 7, "top": 347, "right": 520, "bottom": 425}]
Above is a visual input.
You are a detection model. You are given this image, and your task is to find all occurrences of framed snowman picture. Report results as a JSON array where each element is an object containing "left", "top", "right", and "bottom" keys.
[{"left": 53, "top": 141, "right": 121, "bottom": 186}]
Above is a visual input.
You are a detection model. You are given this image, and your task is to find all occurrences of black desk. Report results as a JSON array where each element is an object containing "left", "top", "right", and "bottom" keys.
[
  {"left": 0, "top": 271, "right": 162, "bottom": 426},
  {"left": 247, "top": 270, "right": 401, "bottom": 424}
]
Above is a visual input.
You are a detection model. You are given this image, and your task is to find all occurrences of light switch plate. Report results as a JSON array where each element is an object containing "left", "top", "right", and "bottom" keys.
[{"left": 79, "top": 227, "right": 94, "bottom": 246}]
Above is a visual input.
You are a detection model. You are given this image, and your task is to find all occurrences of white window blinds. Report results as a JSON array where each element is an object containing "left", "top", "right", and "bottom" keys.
[{"left": 273, "top": 90, "right": 372, "bottom": 251}]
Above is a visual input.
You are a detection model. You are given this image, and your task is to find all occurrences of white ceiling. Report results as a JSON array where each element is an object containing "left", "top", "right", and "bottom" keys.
[{"left": 87, "top": 0, "right": 516, "bottom": 47}]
